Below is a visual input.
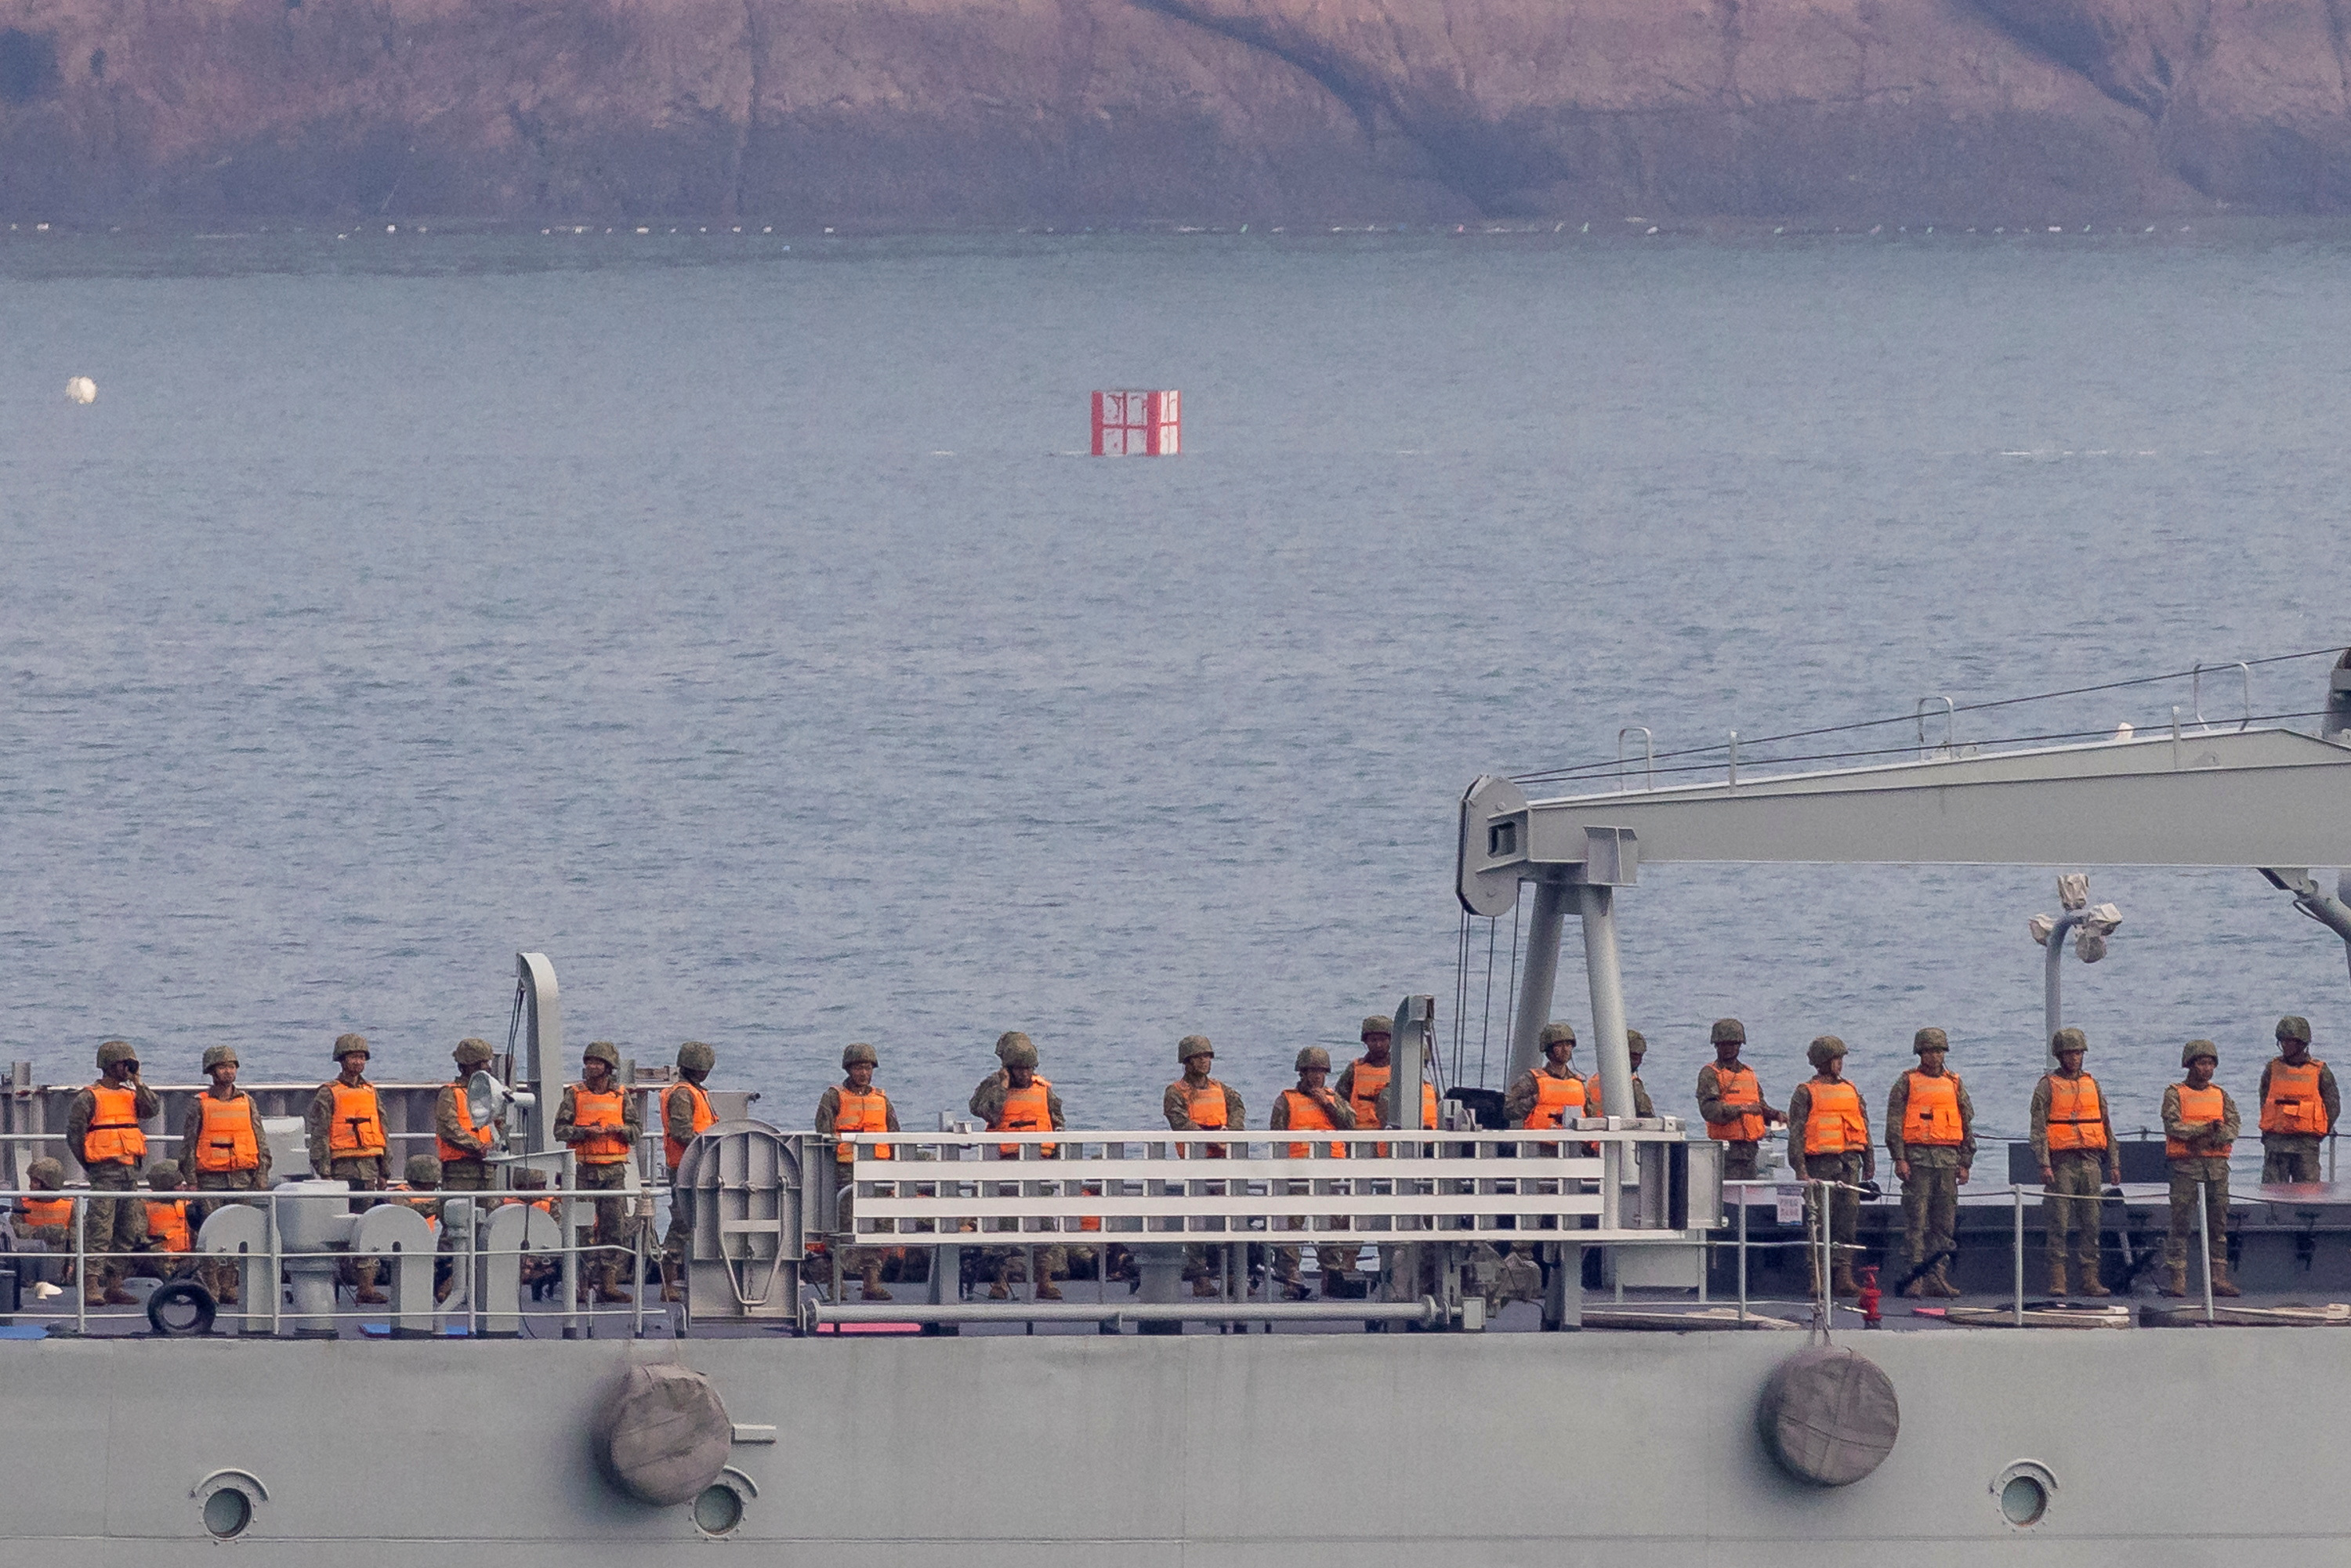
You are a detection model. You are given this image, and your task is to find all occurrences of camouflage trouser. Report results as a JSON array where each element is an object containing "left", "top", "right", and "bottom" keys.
[
  {"left": 575, "top": 1160, "right": 636, "bottom": 1290},
  {"left": 82, "top": 1163, "right": 148, "bottom": 1288},
  {"left": 1799, "top": 1153, "right": 1863, "bottom": 1274},
  {"left": 2262, "top": 1139, "right": 2323, "bottom": 1184},
  {"left": 329, "top": 1157, "right": 387, "bottom": 1292},
  {"left": 661, "top": 1166, "right": 692, "bottom": 1281},
  {"left": 1719, "top": 1142, "right": 1766, "bottom": 1183},
  {"left": 440, "top": 1158, "right": 493, "bottom": 1192},
  {"left": 2165, "top": 1163, "right": 2229, "bottom": 1268},
  {"left": 1900, "top": 1159, "right": 1958, "bottom": 1277},
  {"left": 2043, "top": 1150, "right": 2105, "bottom": 1276},
  {"left": 191, "top": 1168, "right": 264, "bottom": 1302}
]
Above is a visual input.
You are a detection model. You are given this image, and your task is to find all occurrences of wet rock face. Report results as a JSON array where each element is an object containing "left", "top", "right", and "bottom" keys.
[{"left": 0, "top": 0, "right": 2347, "bottom": 220}]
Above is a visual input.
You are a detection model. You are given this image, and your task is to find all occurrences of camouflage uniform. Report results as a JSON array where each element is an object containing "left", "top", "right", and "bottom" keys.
[
  {"left": 2028, "top": 1030, "right": 2119, "bottom": 1296},
  {"left": 1584, "top": 1032, "right": 1654, "bottom": 1118},
  {"left": 1696, "top": 1020, "right": 1781, "bottom": 1182},
  {"left": 1787, "top": 1037, "right": 1873, "bottom": 1298},
  {"left": 969, "top": 1035, "right": 1067, "bottom": 1298},
  {"left": 2256, "top": 1017, "right": 2338, "bottom": 1184},
  {"left": 2160, "top": 1041, "right": 2241, "bottom": 1296},
  {"left": 306, "top": 1040, "right": 395, "bottom": 1302},
  {"left": 660, "top": 1041, "right": 718, "bottom": 1295},
  {"left": 1163, "top": 1037, "right": 1245, "bottom": 1296},
  {"left": 552, "top": 1049, "right": 647, "bottom": 1300},
  {"left": 64, "top": 1045, "right": 161, "bottom": 1302},
  {"left": 814, "top": 1043, "right": 902, "bottom": 1301},
  {"left": 12, "top": 1158, "right": 74, "bottom": 1286},
  {"left": 1269, "top": 1047, "right": 1355, "bottom": 1295},
  {"left": 1884, "top": 1029, "right": 1975, "bottom": 1297},
  {"left": 433, "top": 1038, "right": 499, "bottom": 1192}
]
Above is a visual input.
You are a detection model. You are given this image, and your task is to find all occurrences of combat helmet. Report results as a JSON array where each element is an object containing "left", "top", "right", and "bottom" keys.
[
  {"left": 994, "top": 1031, "right": 1033, "bottom": 1063},
  {"left": 201, "top": 1045, "right": 239, "bottom": 1073},
  {"left": 96, "top": 1041, "right": 138, "bottom": 1070},
  {"left": 1360, "top": 1016, "right": 1393, "bottom": 1040},
  {"left": 1806, "top": 1036, "right": 1849, "bottom": 1069},
  {"left": 841, "top": 1041, "right": 878, "bottom": 1069},
  {"left": 1913, "top": 1027, "right": 1949, "bottom": 1054},
  {"left": 1710, "top": 1019, "right": 1746, "bottom": 1045},
  {"left": 1295, "top": 1046, "right": 1331, "bottom": 1073},
  {"left": 1177, "top": 1034, "right": 1214, "bottom": 1064},
  {"left": 332, "top": 1033, "right": 369, "bottom": 1061},
  {"left": 2051, "top": 1027, "right": 2088, "bottom": 1056},
  {"left": 405, "top": 1153, "right": 443, "bottom": 1186},
  {"left": 2182, "top": 1040, "right": 2219, "bottom": 1068},
  {"left": 582, "top": 1040, "right": 621, "bottom": 1070},
  {"left": 677, "top": 1041, "right": 715, "bottom": 1073},
  {"left": 2277, "top": 1016, "right": 2313, "bottom": 1045},
  {"left": 1539, "top": 1022, "right": 1577, "bottom": 1048},
  {"left": 454, "top": 1037, "right": 494, "bottom": 1067}
]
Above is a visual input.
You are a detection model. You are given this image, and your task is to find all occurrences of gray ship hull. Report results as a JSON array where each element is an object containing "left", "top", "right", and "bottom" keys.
[{"left": 3, "top": 1326, "right": 2329, "bottom": 1563}]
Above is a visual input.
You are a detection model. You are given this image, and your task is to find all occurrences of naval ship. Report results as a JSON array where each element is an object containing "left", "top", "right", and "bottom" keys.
[{"left": 5, "top": 650, "right": 2351, "bottom": 1563}]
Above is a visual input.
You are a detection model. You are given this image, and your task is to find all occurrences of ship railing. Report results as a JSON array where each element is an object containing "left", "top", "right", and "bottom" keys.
[
  {"left": 835, "top": 1124, "right": 1720, "bottom": 1245},
  {"left": 0, "top": 1176, "right": 660, "bottom": 1339}
]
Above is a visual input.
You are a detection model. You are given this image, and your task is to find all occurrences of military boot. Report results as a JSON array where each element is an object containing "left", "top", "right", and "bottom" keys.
[
  {"left": 2211, "top": 1260, "right": 2242, "bottom": 1298},
  {"left": 1831, "top": 1262, "right": 1860, "bottom": 1300},
  {"left": 2160, "top": 1262, "right": 2189, "bottom": 1298},
  {"left": 859, "top": 1262, "right": 894, "bottom": 1303},
  {"left": 2046, "top": 1259, "right": 2070, "bottom": 1298},
  {"left": 1899, "top": 1273, "right": 1927, "bottom": 1299},
  {"left": 2076, "top": 1260, "right": 2110, "bottom": 1298},
  {"left": 1927, "top": 1265, "right": 1962, "bottom": 1298},
  {"left": 1033, "top": 1280, "right": 1063, "bottom": 1301},
  {"left": 353, "top": 1258, "right": 389, "bottom": 1306}
]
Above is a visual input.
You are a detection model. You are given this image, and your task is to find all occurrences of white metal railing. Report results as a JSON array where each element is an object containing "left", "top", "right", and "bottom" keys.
[{"left": 837, "top": 1126, "right": 1712, "bottom": 1245}]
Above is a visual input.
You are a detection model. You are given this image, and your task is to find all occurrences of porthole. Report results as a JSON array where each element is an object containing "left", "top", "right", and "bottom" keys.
[
  {"left": 693, "top": 1483, "right": 744, "bottom": 1536},
  {"left": 1991, "top": 1460, "right": 2057, "bottom": 1529},
  {"left": 202, "top": 1486, "right": 253, "bottom": 1538}
]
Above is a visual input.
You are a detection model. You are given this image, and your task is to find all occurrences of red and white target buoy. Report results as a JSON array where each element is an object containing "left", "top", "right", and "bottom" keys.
[{"left": 1091, "top": 389, "right": 1179, "bottom": 456}]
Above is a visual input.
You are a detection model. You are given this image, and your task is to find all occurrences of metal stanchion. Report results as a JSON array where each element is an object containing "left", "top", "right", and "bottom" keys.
[
  {"left": 1735, "top": 1186, "right": 1749, "bottom": 1324},
  {"left": 72, "top": 1199, "right": 87, "bottom": 1336},
  {"left": 2196, "top": 1180, "right": 2216, "bottom": 1324},
  {"left": 2012, "top": 1184, "right": 2025, "bottom": 1327}
]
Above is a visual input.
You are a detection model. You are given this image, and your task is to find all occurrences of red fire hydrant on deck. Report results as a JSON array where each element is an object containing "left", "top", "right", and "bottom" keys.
[{"left": 1856, "top": 1265, "right": 1883, "bottom": 1327}]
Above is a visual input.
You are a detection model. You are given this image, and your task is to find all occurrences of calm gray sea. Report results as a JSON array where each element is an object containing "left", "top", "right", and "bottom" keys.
[{"left": 3, "top": 224, "right": 2346, "bottom": 1171}]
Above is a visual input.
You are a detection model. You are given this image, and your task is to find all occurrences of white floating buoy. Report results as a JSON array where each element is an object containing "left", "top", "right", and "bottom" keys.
[
  {"left": 386, "top": 223, "right": 397, "bottom": 233},
  {"left": 64, "top": 376, "right": 96, "bottom": 404}
]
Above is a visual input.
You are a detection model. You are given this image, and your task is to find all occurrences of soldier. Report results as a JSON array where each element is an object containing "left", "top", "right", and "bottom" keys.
[
  {"left": 508, "top": 1167, "right": 561, "bottom": 1300},
  {"left": 1164, "top": 1036, "right": 1244, "bottom": 1154},
  {"left": 1164, "top": 1036, "right": 1244, "bottom": 1295},
  {"left": 1504, "top": 1023, "right": 1587, "bottom": 1129},
  {"left": 138, "top": 1157, "right": 196, "bottom": 1280},
  {"left": 1787, "top": 1036, "right": 1871, "bottom": 1299},
  {"left": 1585, "top": 1030, "right": 1656, "bottom": 1118},
  {"left": 306, "top": 1033, "right": 392, "bottom": 1305},
  {"left": 1334, "top": 1016, "right": 1396, "bottom": 1138},
  {"left": 2161, "top": 1041, "right": 2241, "bottom": 1298},
  {"left": 1695, "top": 1019, "right": 1784, "bottom": 1182},
  {"left": 2257, "top": 1016, "right": 2338, "bottom": 1183},
  {"left": 182, "top": 1043, "right": 270, "bottom": 1306},
  {"left": 813, "top": 1042, "right": 900, "bottom": 1302},
  {"left": 1885, "top": 1028, "right": 1975, "bottom": 1298},
  {"left": 13, "top": 1157, "right": 73, "bottom": 1248},
  {"left": 659, "top": 1041, "right": 719, "bottom": 1302},
  {"left": 433, "top": 1038, "right": 499, "bottom": 1193},
  {"left": 65, "top": 1041, "right": 159, "bottom": 1306},
  {"left": 2030, "top": 1028, "right": 2118, "bottom": 1298},
  {"left": 552, "top": 1040, "right": 645, "bottom": 1305},
  {"left": 970, "top": 1035, "right": 1065, "bottom": 1300},
  {"left": 1269, "top": 1045, "right": 1354, "bottom": 1299}
]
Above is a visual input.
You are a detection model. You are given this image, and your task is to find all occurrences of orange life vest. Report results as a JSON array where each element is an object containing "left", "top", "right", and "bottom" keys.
[
  {"left": 665, "top": 1081, "right": 719, "bottom": 1169},
  {"left": 327, "top": 1081, "right": 386, "bottom": 1158},
  {"left": 193, "top": 1092, "right": 263, "bottom": 1174},
  {"left": 1179, "top": 1080, "right": 1230, "bottom": 1157},
  {"left": 84, "top": 1083, "right": 147, "bottom": 1165},
  {"left": 1899, "top": 1071, "right": 1963, "bottom": 1147},
  {"left": 19, "top": 1193, "right": 72, "bottom": 1229},
  {"left": 1389, "top": 1080, "right": 1440, "bottom": 1132},
  {"left": 1520, "top": 1071, "right": 1586, "bottom": 1130},
  {"left": 2045, "top": 1074, "right": 2108, "bottom": 1152},
  {"left": 1346, "top": 1059, "right": 1391, "bottom": 1133},
  {"left": 568, "top": 1085, "right": 632, "bottom": 1164},
  {"left": 437, "top": 1083, "right": 499, "bottom": 1165},
  {"left": 1276, "top": 1089, "right": 1346, "bottom": 1157},
  {"left": 2262, "top": 1059, "right": 2329, "bottom": 1136},
  {"left": 832, "top": 1086, "right": 893, "bottom": 1165},
  {"left": 2167, "top": 1082, "right": 2232, "bottom": 1160},
  {"left": 1802, "top": 1080, "right": 1867, "bottom": 1157},
  {"left": 1708, "top": 1063, "right": 1768, "bottom": 1143},
  {"left": 146, "top": 1197, "right": 191, "bottom": 1253},
  {"left": 992, "top": 1078, "right": 1056, "bottom": 1157}
]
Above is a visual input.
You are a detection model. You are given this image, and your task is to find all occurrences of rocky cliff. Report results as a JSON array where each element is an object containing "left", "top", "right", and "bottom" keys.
[{"left": 1, "top": 0, "right": 2347, "bottom": 223}]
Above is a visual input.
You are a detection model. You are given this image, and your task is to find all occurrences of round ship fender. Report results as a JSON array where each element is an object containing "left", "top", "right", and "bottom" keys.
[
  {"left": 1755, "top": 1345, "right": 1899, "bottom": 1487},
  {"left": 592, "top": 1363, "right": 734, "bottom": 1506}
]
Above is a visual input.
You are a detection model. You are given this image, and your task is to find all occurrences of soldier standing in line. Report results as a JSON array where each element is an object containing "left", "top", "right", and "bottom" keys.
[
  {"left": 552, "top": 1039, "right": 645, "bottom": 1305},
  {"left": 66, "top": 1041, "right": 159, "bottom": 1307},
  {"left": 1268, "top": 1045, "right": 1353, "bottom": 1299},
  {"left": 2256, "top": 1016, "right": 2338, "bottom": 1184},
  {"left": 137, "top": 1157, "right": 196, "bottom": 1280},
  {"left": 814, "top": 1042, "right": 900, "bottom": 1302},
  {"left": 971, "top": 1035, "right": 1066, "bottom": 1300},
  {"left": 1787, "top": 1037, "right": 1872, "bottom": 1300},
  {"left": 1164, "top": 1036, "right": 1244, "bottom": 1296},
  {"left": 1585, "top": 1030, "right": 1656, "bottom": 1118},
  {"left": 659, "top": 1041, "right": 719, "bottom": 1302},
  {"left": 1504, "top": 1023, "right": 1586, "bottom": 1129},
  {"left": 183, "top": 1044, "right": 270, "bottom": 1305},
  {"left": 306, "top": 1033, "right": 392, "bottom": 1305},
  {"left": 2161, "top": 1041, "right": 2241, "bottom": 1298},
  {"left": 1696, "top": 1019, "right": 1784, "bottom": 1182},
  {"left": 2030, "top": 1027, "right": 2118, "bottom": 1298},
  {"left": 1333, "top": 1016, "right": 1395, "bottom": 1139},
  {"left": 1884, "top": 1028, "right": 1974, "bottom": 1298},
  {"left": 433, "top": 1038, "right": 499, "bottom": 1193}
]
